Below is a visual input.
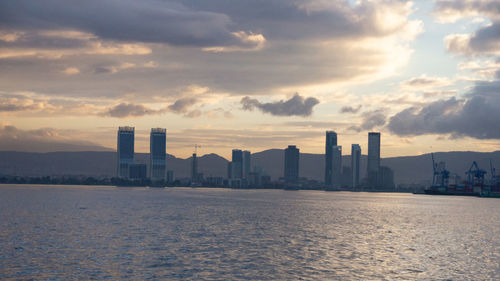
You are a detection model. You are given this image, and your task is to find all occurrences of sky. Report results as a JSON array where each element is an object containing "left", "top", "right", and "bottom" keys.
[{"left": 0, "top": 0, "right": 499, "bottom": 159}]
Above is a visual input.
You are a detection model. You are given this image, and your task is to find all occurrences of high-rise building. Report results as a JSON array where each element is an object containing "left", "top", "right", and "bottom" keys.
[
  {"left": 351, "top": 144, "right": 361, "bottom": 188},
  {"left": 191, "top": 153, "right": 198, "bottom": 182},
  {"left": 331, "top": 145, "right": 342, "bottom": 187},
  {"left": 243, "top": 150, "right": 251, "bottom": 179},
  {"left": 149, "top": 128, "right": 166, "bottom": 181},
  {"left": 232, "top": 149, "right": 243, "bottom": 179},
  {"left": 284, "top": 145, "right": 299, "bottom": 183},
  {"left": 117, "top": 126, "right": 134, "bottom": 178},
  {"left": 325, "top": 131, "right": 338, "bottom": 185},
  {"left": 367, "top": 132, "right": 381, "bottom": 187}
]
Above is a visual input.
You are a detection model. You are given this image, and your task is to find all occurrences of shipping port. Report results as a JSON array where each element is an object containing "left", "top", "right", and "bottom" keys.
[{"left": 424, "top": 154, "right": 500, "bottom": 197}]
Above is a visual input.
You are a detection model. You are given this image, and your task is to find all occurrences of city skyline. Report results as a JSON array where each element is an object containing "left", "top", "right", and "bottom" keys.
[{"left": 0, "top": 1, "right": 499, "bottom": 159}]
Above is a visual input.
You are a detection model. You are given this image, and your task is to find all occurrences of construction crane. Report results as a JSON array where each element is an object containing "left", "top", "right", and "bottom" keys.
[
  {"left": 490, "top": 159, "right": 497, "bottom": 185},
  {"left": 193, "top": 144, "right": 201, "bottom": 155},
  {"left": 466, "top": 161, "right": 487, "bottom": 186},
  {"left": 431, "top": 153, "right": 450, "bottom": 187}
]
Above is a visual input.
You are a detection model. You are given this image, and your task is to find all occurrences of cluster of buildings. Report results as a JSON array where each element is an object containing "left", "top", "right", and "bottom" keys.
[
  {"left": 116, "top": 126, "right": 394, "bottom": 189},
  {"left": 282, "top": 131, "right": 393, "bottom": 189},
  {"left": 117, "top": 127, "right": 170, "bottom": 184}
]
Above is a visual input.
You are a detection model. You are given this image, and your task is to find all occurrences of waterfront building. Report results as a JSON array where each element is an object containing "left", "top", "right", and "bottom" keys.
[
  {"left": 232, "top": 149, "right": 243, "bottom": 179},
  {"left": 331, "top": 145, "right": 342, "bottom": 187},
  {"left": 117, "top": 126, "right": 134, "bottom": 178},
  {"left": 243, "top": 150, "right": 251, "bottom": 179},
  {"left": 149, "top": 128, "right": 166, "bottom": 181},
  {"left": 325, "top": 131, "right": 338, "bottom": 185},
  {"left": 351, "top": 144, "right": 361, "bottom": 188},
  {"left": 284, "top": 145, "right": 299, "bottom": 183},
  {"left": 191, "top": 153, "right": 198, "bottom": 183},
  {"left": 367, "top": 132, "right": 381, "bottom": 188},
  {"left": 166, "top": 170, "right": 175, "bottom": 184},
  {"left": 129, "top": 163, "right": 147, "bottom": 180}
]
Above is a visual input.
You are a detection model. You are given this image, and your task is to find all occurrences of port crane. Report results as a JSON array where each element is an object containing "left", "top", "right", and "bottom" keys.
[
  {"left": 465, "top": 161, "right": 487, "bottom": 186},
  {"left": 490, "top": 159, "right": 497, "bottom": 185},
  {"left": 431, "top": 153, "right": 449, "bottom": 187}
]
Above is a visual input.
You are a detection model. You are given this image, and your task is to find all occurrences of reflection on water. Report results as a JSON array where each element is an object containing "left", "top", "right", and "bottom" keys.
[{"left": 0, "top": 185, "right": 499, "bottom": 280}]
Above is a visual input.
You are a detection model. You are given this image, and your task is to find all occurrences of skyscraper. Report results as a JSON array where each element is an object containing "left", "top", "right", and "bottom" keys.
[
  {"left": 243, "top": 150, "right": 251, "bottom": 179},
  {"left": 284, "top": 145, "right": 299, "bottom": 183},
  {"left": 325, "top": 131, "right": 337, "bottom": 185},
  {"left": 367, "top": 132, "right": 381, "bottom": 187},
  {"left": 232, "top": 149, "right": 243, "bottom": 179},
  {"left": 191, "top": 153, "right": 198, "bottom": 182},
  {"left": 331, "top": 145, "right": 342, "bottom": 187},
  {"left": 150, "top": 128, "right": 166, "bottom": 181},
  {"left": 117, "top": 126, "right": 134, "bottom": 178},
  {"left": 351, "top": 144, "right": 361, "bottom": 188}
]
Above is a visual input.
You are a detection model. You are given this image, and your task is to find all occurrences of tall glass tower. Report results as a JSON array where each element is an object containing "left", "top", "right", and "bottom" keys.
[
  {"left": 367, "top": 132, "right": 381, "bottom": 187},
  {"left": 117, "top": 126, "right": 134, "bottom": 178},
  {"left": 150, "top": 128, "right": 166, "bottom": 181},
  {"left": 232, "top": 149, "right": 243, "bottom": 179},
  {"left": 325, "top": 131, "right": 337, "bottom": 185},
  {"left": 351, "top": 144, "right": 361, "bottom": 188},
  {"left": 284, "top": 145, "right": 299, "bottom": 183}
]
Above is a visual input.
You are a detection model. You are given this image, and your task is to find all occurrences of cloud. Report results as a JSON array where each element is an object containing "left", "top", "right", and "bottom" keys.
[
  {"left": 62, "top": 67, "right": 80, "bottom": 75},
  {"left": 241, "top": 93, "right": 320, "bottom": 117},
  {"left": 102, "top": 103, "right": 162, "bottom": 118},
  {"left": 387, "top": 89, "right": 500, "bottom": 139},
  {"left": 347, "top": 109, "right": 387, "bottom": 132},
  {"left": 167, "top": 97, "right": 199, "bottom": 113},
  {"left": 434, "top": 0, "right": 500, "bottom": 23},
  {"left": 400, "top": 75, "right": 452, "bottom": 90},
  {"left": 94, "top": 62, "right": 135, "bottom": 74},
  {"left": 0, "top": 0, "right": 264, "bottom": 49},
  {"left": 340, "top": 105, "right": 362, "bottom": 114},
  {"left": 435, "top": 1, "right": 500, "bottom": 56}
]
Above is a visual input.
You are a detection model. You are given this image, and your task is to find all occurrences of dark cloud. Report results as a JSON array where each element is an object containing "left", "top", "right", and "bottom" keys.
[
  {"left": 167, "top": 97, "right": 199, "bottom": 113},
  {"left": 435, "top": 0, "right": 500, "bottom": 56},
  {"left": 387, "top": 85, "right": 500, "bottom": 139},
  {"left": 181, "top": 0, "right": 417, "bottom": 40},
  {"left": 340, "top": 105, "right": 362, "bottom": 114},
  {"left": 241, "top": 93, "right": 319, "bottom": 117},
  {"left": 347, "top": 109, "right": 386, "bottom": 132},
  {"left": 360, "top": 109, "right": 387, "bottom": 130},
  {"left": 0, "top": 0, "right": 261, "bottom": 48},
  {"left": 103, "top": 103, "right": 161, "bottom": 118}
]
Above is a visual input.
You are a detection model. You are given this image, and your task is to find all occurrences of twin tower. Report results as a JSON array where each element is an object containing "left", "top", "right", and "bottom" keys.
[
  {"left": 117, "top": 126, "right": 167, "bottom": 181},
  {"left": 324, "top": 131, "right": 380, "bottom": 188}
]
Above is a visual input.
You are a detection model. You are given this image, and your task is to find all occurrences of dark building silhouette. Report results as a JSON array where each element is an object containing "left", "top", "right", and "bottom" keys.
[
  {"left": 150, "top": 128, "right": 166, "bottom": 181},
  {"left": 231, "top": 149, "right": 243, "bottom": 179},
  {"left": 166, "top": 170, "right": 175, "bottom": 183},
  {"left": 331, "top": 145, "right": 342, "bottom": 187},
  {"left": 351, "top": 144, "right": 361, "bottom": 188},
  {"left": 325, "top": 131, "right": 337, "bottom": 185},
  {"left": 341, "top": 166, "right": 352, "bottom": 188},
  {"left": 367, "top": 132, "right": 381, "bottom": 188},
  {"left": 129, "top": 163, "right": 147, "bottom": 180},
  {"left": 284, "top": 145, "right": 299, "bottom": 183},
  {"left": 227, "top": 162, "right": 233, "bottom": 179},
  {"left": 243, "top": 150, "right": 251, "bottom": 179},
  {"left": 191, "top": 153, "right": 198, "bottom": 182},
  {"left": 117, "top": 126, "right": 134, "bottom": 178},
  {"left": 379, "top": 166, "right": 395, "bottom": 189}
]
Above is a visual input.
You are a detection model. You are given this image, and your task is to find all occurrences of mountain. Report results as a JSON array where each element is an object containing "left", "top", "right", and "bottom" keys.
[{"left": 0, "top": 150, "right": 499, "bottom": 185}]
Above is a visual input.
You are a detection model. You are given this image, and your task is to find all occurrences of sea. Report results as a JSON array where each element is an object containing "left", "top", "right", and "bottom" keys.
[{"left": 0, "top": 184, "right": 499, "bottom": 280}]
